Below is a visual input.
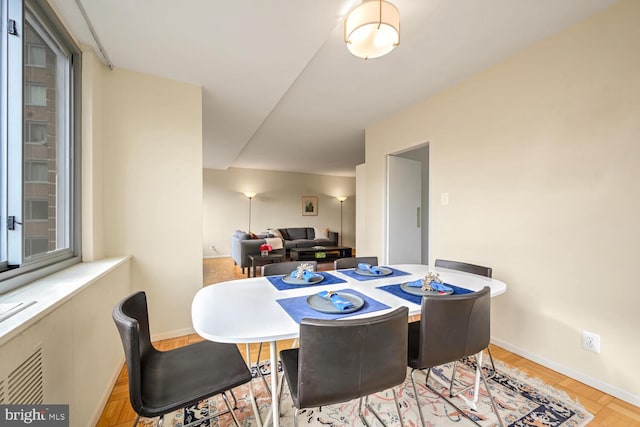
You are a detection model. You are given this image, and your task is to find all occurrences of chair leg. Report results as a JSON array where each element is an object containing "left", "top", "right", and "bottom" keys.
[
  {"left": 131, "top": 415, "right": 140, "bottom": 427},
  {"left": 486, "top": 345, "right": 497, "bottom": 379},
  {"left": 363, "top": 390, "right": 403, "bottom": 427},
  {"left": 221, "top": 391, "right": 242, "bottom": 427},
  {"left": 392, "top": 388, "right": 404, "bottom": 427},
  {"left": 476, "top": 354, "right": 504, "bottom": 427},
  {"left": 358, "top": 397, "right": 371, "bottom": 427},
  {"left": 229, "top": 389, "right": 239, "bottom": 408},
  {"left": 256, "top": 342, "right": 272, "bottom": 395},
  {"left": 293, "top": 408, "right": 300, "bottom": 427},
  {"left": 244, "top": 343, "right": 263, "bottom": 427},
  {"left": 156, "top": 415, "right": 164, "bottom": 427},
  {"left": 420, "top": 358, "right": 503, "bottom": 427},
  {"left": 410, "top": 368, "right": 427, "bottom": 427}
]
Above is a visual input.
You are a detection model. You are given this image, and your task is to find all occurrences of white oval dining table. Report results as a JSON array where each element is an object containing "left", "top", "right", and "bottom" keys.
[{"left": 192, "top": 264, "right": 507, "bottom": 427}]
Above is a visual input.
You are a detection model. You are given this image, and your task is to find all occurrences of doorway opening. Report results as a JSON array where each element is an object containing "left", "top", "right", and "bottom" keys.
[{"left": 385, "top": 144, "right": 429, "bottom": 264}]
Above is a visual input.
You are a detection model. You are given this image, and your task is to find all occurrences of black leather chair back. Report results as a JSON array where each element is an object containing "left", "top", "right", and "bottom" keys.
[
  {"left": 333, "top": 256, "right": 378, "bottom": 269},
  {"left": 262, "top": 260, "right": 317, "bottom": 276},
  {"left": 112, "top": 291, "right": 156, "bottom": 415},
  {"left": 296, "top": 306, "right": 408, "bottom": 408},
  {"left": 409, "top": 286, "right": 491, "bottom": 369},
  {"left": 434, "top": 259, "right": 492, "bottom": 278}
]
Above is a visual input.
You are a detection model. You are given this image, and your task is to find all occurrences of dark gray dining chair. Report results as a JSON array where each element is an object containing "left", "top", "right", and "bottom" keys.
[
  {"left": 259, "top": 260, "right": 318, "bottom": 393},
  {"left": 434, "top": 258, "right": 497, "bottom": 386},
  {"left": 434, "top": 258, "right": 492, "bottom": 278},
  {"left": 333, "top": 256, "right": 378, "bottom": 269},
  {"left": 280, "top": 307, "right": 409, "bottom": 427},
  {"left": 262, "top": 260, "right": 317, "bottom": 276},
  {"left": 113, "top": 291, "right": 258, "bottom": 427},
  {"left": 407, "top": 286, "right": 503, "bottom": 427}
]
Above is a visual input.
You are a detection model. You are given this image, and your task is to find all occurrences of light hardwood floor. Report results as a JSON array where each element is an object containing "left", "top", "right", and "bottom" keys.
[{"left": 97, "top": 257, "right": 640, "bottom": 426}]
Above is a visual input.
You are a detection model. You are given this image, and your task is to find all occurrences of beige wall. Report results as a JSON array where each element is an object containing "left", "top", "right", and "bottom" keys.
[
  {"left": 203, "top": 168, "right": 356, "bottom": 257},
  {"left": 98, "top": 67, "right": 204, "bottom": 336},
  {"left": 10, "top": 50, "right": 206, "bottom": 424},
  {"left": 364, "top": 0, "right": 640, "bottom": 404}
]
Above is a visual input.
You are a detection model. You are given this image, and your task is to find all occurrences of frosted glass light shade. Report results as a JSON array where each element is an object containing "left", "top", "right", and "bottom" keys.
[
  {"left": 337, "top": 196, "right": 348, "bottom": 202},
  {"left": 244, "top": 192, "right": 256, "bottom": 198},
  {"left": 344, "top": 0, "right": 400, "bottom": 60}
]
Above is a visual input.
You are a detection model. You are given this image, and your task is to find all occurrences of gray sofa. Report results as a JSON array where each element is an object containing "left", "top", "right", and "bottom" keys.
[
  {"left": 278, "top": 227, "right": 338, "bottom": 251},
  {"left": 231, "top": 227, "right": 338, "bottom": 273}
]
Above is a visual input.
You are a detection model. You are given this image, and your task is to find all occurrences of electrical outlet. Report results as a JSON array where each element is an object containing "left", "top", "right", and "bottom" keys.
[
  {"left": 582, "top": 331, "right": 600, "bottom": 353},
  {"left": 441, "top": 193, "right": 449, "bottom": 205}
]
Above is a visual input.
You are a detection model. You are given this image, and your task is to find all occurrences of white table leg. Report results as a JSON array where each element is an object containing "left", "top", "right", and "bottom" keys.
[
  {"left": 460, "top": 351, "right": 482, "bottom": 410},
  {"left": 473, "top": 351, "right": 483, "bottom": 404},
  {"left": 269, "top": 341, "right": 280, "bottom": 427},
  {"left": 245, "top": 344, "right": 263, "bottom": 427}
]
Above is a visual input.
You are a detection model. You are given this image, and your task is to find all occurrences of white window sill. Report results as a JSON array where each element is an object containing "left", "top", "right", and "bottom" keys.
[{"left": 0, "top": 256, "right": 130, "bottom": 346}]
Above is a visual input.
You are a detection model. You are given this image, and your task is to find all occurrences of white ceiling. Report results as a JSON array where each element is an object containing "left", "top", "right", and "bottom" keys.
[{"left": 49, "top": 0, "right": 617, "bottom": 177}]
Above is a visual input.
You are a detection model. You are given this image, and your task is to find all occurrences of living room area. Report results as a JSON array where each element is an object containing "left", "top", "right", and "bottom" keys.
[{"left": 203, "top": 167, "right": 357, "bottom": 274}]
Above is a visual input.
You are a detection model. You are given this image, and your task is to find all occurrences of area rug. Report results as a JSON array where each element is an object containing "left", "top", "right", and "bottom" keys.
[{"left": 135, "top": 358, "right": 593, "bottom": 427}]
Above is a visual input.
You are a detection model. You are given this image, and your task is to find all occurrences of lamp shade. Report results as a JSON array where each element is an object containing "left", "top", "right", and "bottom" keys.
[
  {"left": 344, "top": 0, "right": 400, "bottom": 60},
  {"left": 244, "top": 192, "right": 256, "bottom": 198},
  {"left": 337, "top": 196, "right": 348, "bottom": 202}
]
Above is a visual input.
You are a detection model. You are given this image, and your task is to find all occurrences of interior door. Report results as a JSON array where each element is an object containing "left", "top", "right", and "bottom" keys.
[{"left": 386, "top": 155, "right": 422, "bottom": 264}]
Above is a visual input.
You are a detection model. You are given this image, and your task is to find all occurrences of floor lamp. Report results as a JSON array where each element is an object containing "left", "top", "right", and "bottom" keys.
[
  {"left": 244, "top": 192, "right": 256, "bottom": 232},
  {"left": 337, "top": 196, "right": 347, "bottom": 246}
]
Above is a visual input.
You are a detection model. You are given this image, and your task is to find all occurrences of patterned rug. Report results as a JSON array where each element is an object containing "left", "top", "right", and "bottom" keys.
[{"left": 135, "top": 358, "right": 593, "bottom": 427}]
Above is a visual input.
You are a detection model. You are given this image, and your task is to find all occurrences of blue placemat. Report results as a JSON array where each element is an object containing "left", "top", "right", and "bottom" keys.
[
  {"left": 338, "top": 267, "right": 411, "bottom": 281},
  {"left": 377, "top": 282, "right": 474, "bottom": 305},
  {"left": 276, "top": 288, "right": 391, "bottom": 323},
  {"left": 266, "top": 271, "right": 347, "bottom": 291}
]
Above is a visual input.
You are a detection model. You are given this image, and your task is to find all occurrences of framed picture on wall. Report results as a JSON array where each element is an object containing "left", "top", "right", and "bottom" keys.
[{"left": 301, "top": 196, "right": 318, "bottom": 216}]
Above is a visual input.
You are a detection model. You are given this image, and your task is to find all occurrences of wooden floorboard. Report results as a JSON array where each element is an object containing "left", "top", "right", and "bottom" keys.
[{"left": 96, "top": 256, "right": 639, "bottom": 426}]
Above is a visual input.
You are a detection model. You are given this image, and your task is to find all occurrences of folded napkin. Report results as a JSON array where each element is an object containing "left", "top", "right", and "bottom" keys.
[
  {"left": 357, "top": 263, "right": 383, "bottom": 275},
  {"left": 406, "top": 279, "right": 453, "bottom": 293},
  {"left": 290, "top": 269, "right": 322, "bottom": 282},
  {"left": 318, "top": 290, "right": 355, "bottom": 311}
]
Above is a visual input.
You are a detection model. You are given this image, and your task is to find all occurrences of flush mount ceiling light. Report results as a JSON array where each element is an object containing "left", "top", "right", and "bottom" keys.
[{"left": 344, "top": 0, "right": 400, "bottom": 60}]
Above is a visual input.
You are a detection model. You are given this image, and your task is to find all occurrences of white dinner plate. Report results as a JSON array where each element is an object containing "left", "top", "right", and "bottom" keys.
[
  {"left": 400, "top": 282, "right": 454, "bottom": 296},
  {"left": 354, "top": 266, "right": 393, "bottom": 277},
  {"left": 281, "top": 274, "right": 324, "bottom": 285}
]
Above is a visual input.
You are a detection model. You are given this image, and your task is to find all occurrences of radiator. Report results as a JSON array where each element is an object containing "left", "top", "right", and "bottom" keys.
[{"left": 4, "top": 346, "right": 43, "bottom": 404}]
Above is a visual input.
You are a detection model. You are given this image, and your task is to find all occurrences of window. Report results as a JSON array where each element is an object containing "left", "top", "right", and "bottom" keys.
[
  {"left": 25, "top": 43, "right": 46, "bottom": 67},
  {"left": 24, "top": 160, "right": 49, "bottom": 182},
  {"left": 1, "top": 0, "right": 81, "bottom": 291},
  {"left": 25, "top": 237, "right": 49, "bottom": 258},
  {"left": 24, "top": 199, "right": 48, "bottom": 220},
  {"left": 25, "top": 82, "right": 47, "bottom": 106},
  {"left": 25, "top": 121, "right": 47, "bottom": 144}
]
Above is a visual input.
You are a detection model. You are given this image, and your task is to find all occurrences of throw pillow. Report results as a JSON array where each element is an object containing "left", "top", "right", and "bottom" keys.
[
  {"left": 314, "top": 226, "right": 329, "bottom": 240},
  {"left": 249, "top": 232, "right": 259, "bottom": 239},
  {"left": 271, "top": 228, "right": 283, "bottom": 239}
]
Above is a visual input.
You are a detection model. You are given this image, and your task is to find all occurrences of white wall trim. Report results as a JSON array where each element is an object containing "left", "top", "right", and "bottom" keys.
[
  {"left": 89, "top": 356, "right": 125, "bottom": 426},
  {"left": 492, "top": 337, "right": 640, "bottom": 407}
]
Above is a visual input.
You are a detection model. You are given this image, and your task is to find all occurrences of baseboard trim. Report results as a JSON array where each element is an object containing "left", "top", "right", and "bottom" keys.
[
  {"left": 492, "top": 337, "right": 640, "bottom": 407},
  {"left": 89, "top": 356, "right": 125, "bottom": 426},
  {"left": 203, "top": 254, "right": 229, "bottom": 259}
]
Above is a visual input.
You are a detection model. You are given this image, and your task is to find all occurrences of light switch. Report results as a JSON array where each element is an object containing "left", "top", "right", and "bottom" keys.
[{"left": 441, "top": 193, "right": 449, "bottom": 205}]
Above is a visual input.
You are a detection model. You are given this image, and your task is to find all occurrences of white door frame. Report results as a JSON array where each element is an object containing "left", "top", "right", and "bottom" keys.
[{"left": 383, "top": 141, "right": 431, "bottom": 265}]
